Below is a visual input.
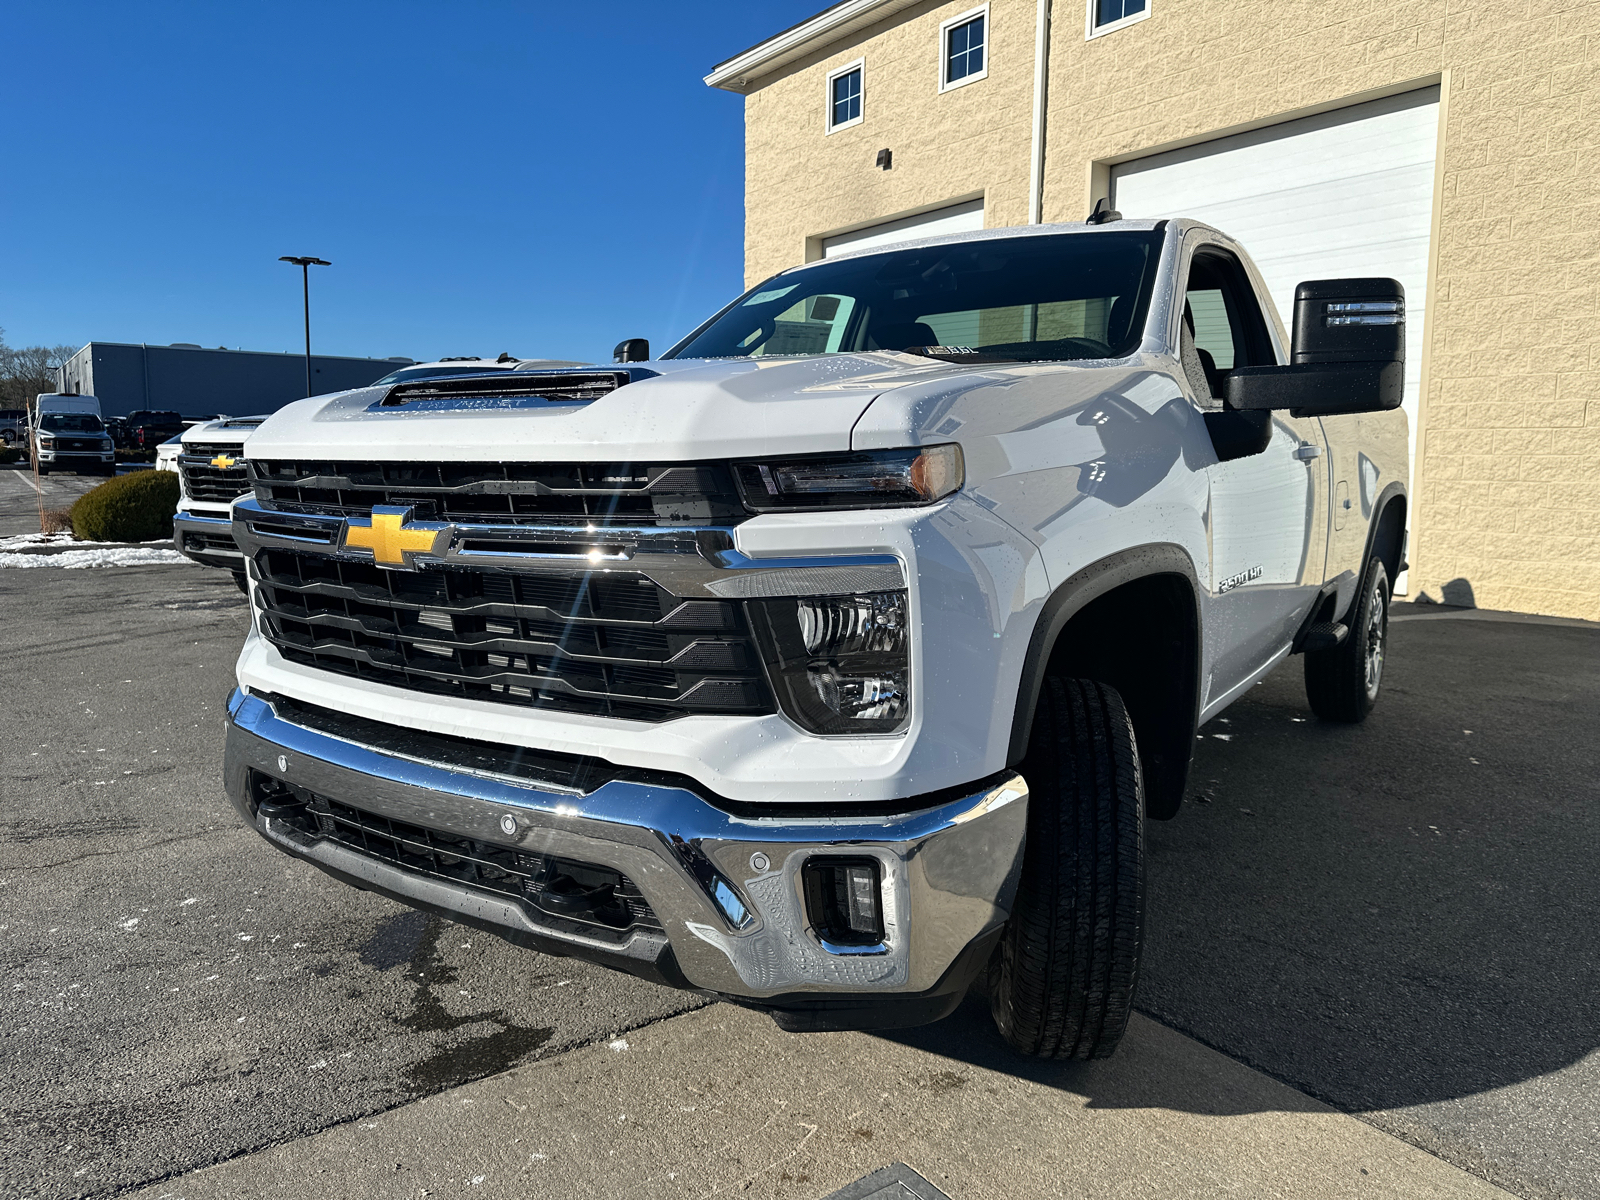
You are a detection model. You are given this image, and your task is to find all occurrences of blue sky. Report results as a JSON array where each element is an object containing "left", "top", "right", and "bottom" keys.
[{"left": 2, "top": 1, "right": 817, "bottom": 364}]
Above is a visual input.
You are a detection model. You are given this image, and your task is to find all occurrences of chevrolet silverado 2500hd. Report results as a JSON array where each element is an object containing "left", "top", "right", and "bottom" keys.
[
  {"left": 174, "top": 416, "right": 269, "bottom": 585},
  {"left": 223, "top": 219, "right": 1409, "bottom": 1058}
]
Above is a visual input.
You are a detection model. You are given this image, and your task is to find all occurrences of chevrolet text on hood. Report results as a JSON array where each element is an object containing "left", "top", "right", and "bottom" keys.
[{"left": 224, "top": 219, "right": 1410, "bottom": 1056}]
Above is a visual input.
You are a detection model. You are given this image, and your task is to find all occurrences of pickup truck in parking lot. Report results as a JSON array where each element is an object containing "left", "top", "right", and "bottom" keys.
[
  {"left": 223, "top": 218, "right": 1408, "bottom": 1058},
  {"left": 173, "top": 416, "right": 269, "bottom": 585}
]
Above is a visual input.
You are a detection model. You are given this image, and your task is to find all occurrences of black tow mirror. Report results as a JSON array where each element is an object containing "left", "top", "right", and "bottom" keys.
[
  {"left": 612, "top": 338, "right": 650, "bottom": 364},
  {"left": 1226, "top": 278, "right": 1404, "bottom": 417}
]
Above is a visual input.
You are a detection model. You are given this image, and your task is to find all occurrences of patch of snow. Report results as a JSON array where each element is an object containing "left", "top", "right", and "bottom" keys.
[
  {"left": 0, "top": 547, "right": 192, "bottom": 569},
  {"left": 608, "top": 1038, "right": 629, "bottom": 1052},
  {"left": 0, "top": 532, "right": 176, "bottom": 553},
  {"left": 118, "top": 918, "right": 140, "bottom": 931}
]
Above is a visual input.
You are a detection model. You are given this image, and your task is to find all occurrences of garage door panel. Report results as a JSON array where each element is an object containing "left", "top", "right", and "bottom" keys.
[
  {"left": 1113, "top": 91, "right": 1440, "bottom": 209},
  {"left": 821, "top": 199, "right": 985, "bottom": 257}
]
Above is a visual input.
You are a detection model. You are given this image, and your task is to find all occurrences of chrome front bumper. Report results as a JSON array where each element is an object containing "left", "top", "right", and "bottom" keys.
[
  {"left": 174, "top": 510, "right": 242, "bottom": 570},
  {"left": 224, "top": 689, "right": 1027, "bottom": 1024}
]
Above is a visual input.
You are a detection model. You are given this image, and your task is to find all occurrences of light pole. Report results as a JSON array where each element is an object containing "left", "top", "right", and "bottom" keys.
[{"left": 278, "top": 255, "right": 331, "bottom": 397}]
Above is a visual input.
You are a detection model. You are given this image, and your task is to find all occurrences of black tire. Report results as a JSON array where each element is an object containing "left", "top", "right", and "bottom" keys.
[
  {"left": 990, "top": 677, "right": 1144, "bottom": 1059},
  {"left": 1305, "top": 556, "right": 1390, "bottom": 723},
  {"left": 35, "top": 466, "right": 49, "bottom": 476}
]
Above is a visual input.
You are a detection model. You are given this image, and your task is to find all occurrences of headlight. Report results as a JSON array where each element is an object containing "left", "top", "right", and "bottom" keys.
[
  {"left": 733, "top": 444, "right": 962, "bottom": 512},
  {"left": 37, "top": 435, "right": 54, "bottom": 445},
  {"left": 750, "top": 590, "right": 910, "bottom": 734}
]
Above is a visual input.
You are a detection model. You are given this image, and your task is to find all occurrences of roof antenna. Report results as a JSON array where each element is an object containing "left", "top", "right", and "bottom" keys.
[
  {"left": 497, "top": 352, "right": 517, "bottom": 363},
  {"left": 1086, "top": 197, "right": 1122, "bottom": 225}
]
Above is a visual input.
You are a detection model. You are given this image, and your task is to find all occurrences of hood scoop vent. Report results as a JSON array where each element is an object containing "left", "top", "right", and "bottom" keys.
[{"left": 380, "top": 370, "right": 642, "bottom": 409}]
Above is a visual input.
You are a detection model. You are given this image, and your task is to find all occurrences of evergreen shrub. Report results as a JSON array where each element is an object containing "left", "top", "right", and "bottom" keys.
[{"left": 69, "top": 470, "right": 180, "bottom": 543}]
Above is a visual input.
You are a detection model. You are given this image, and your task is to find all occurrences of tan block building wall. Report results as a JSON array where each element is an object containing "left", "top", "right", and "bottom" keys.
[
  {"left": 744, "top": 1, "right": 1037, "bottom": 283},
  {"left": 735, "top": 0, "right": 1600, "bottom": 621}
]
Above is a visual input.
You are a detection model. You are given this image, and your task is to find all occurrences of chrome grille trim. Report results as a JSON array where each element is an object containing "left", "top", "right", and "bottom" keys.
[{"left": 232, "top": 497, "right": 904, "bottom": 601}]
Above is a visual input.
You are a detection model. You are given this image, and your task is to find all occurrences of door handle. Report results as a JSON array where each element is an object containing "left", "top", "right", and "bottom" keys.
[{"left": 1294, "top": 444, "right": 1322, "bottom": 461}]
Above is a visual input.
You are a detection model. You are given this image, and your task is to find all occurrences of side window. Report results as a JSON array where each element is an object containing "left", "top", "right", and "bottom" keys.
[
  {"left": 1088, "top": 0, "right": 1150, "bottom": 38},
  {"left": 1180, "top": 249, "right": 1274, "bottom": 402},
  {"left": 827, "top": 61, "right": 864, "bottom": 132},
  {"left": 941, "top": 7, "right": 988, "bottom": 91},
  {"left": 1186, "top": 289, "right": 1235, "bottom": 369}
]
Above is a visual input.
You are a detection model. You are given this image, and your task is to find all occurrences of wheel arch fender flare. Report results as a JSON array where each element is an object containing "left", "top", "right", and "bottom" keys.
[
  {"left": 1006, "top": 544, "right": 1204, "bottom": 799},
  {"left": 1361, "top": 482, "right": 1408, "bottom": 586}
]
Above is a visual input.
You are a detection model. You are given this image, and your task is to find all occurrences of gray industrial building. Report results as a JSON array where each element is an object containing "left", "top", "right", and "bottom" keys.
[{"left": 56, "top": 342, "right": 413, "bottom": 418}]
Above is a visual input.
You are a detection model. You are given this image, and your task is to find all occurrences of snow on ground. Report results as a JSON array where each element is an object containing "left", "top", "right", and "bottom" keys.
[
  {"left": 0, "top": 532, "right": 78, "bottom": 549},
  {"left": 1, "top": 532, "right": 187, "bottom": 558},
  {"left": 0, "top": 547, "right": 192, "bottom": 569}
]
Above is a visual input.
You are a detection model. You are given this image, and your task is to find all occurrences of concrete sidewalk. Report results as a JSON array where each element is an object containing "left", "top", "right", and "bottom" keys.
[{"left": 130, "top": 1004, "right": 1514, "bottom": 1200}]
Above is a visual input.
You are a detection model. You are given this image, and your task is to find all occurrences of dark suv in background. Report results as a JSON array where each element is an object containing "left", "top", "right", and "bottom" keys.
[{"left": 123, "top": 410, "right": 185, "bottom": 451}]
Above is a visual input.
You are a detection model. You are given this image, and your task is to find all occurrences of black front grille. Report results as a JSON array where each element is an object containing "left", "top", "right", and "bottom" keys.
[
  {"left": 182, "top": 444, "right": 251, "bottom": 502},
  {"left": 250, "top": 459, "right": 747, "bottom": 527},
  {"left": 253, "top": 548, "right": 772, "bottom": 722},
  {"left": 255, "top": 773, "right": 661, "bottom": 938}
]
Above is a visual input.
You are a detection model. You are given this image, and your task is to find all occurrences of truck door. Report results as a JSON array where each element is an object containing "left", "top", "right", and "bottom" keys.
[{"left": 1180, "top": 245, "right": 1330, "bottom": 712}]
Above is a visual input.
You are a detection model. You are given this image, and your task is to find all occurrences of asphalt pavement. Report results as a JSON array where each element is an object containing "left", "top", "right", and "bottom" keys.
[
  {"left": 0, "top": 461, "right": 149, "bottom": 537},
  {"left": 2, "top": 559, "right": 1596, "bottom": 1199}
]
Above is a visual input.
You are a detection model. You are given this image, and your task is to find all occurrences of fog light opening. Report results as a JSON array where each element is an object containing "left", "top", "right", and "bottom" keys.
[{"left": 803, "top": 856, "right": 885, "bottom": 946}]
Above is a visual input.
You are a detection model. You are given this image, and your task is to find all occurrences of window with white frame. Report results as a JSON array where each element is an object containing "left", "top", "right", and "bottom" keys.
[
  {"left": 940, "top": 5, "right": 988, "bottom": 91},
  {"left": 1087, "top": 0, "right": 1149, "bottom": 38},
  {"left": 827, "top": 60, "right": 864, "bottom": 132}
]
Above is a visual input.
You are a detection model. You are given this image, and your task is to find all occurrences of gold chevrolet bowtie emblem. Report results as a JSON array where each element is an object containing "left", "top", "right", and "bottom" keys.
[
  {"left": 210, "top": 453, "right": 237, "bottom": 469},
  {"left": 343, "top": 506, "right": 444, "bottom": 567}
]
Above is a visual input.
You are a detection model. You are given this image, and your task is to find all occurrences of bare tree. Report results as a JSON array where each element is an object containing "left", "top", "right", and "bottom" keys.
[{"left": 0, "top": 329, "right": 81, "bottom": 408}]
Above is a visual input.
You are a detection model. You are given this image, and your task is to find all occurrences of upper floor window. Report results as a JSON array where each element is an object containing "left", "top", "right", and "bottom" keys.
[
  {"left": 827, "top": 60, "right": 864, "bottom": 132},
  {"left": 1087, "top": 0, "right": 1150, "bottom": 39},
  {"left": 941, "top": 6, "right": 988, "bottom": 91}
]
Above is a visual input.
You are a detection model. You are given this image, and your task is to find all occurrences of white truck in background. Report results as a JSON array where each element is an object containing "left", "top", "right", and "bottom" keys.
[{"left": 30, "top": 394, "right": 115, "bottom": 476}]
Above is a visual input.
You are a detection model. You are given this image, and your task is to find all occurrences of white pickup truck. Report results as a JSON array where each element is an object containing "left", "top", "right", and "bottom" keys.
[{"left": 223, "top": 219, "right": 1408, "bottom": 1058}]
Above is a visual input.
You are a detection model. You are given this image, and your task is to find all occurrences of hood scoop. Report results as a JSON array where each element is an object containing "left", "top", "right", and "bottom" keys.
[{"left": 379, "top": 370, "right": 647, "bottom": 409}]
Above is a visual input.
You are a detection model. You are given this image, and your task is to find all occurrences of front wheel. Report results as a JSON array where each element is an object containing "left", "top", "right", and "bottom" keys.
[
  {"left": 990, "top": 677, "right": 1144, "bottom": 1059},
  {"left": 1305, "top": 556, "right": 1390, "bottom": 723}
]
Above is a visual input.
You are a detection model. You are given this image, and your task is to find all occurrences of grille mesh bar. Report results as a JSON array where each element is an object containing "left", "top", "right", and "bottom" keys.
[
  {"left": 181, "top": 445, "right": 251, "bottom": 503},
  {"left": 254, "top": 548, "right": 772, "bottom": 721},
  {"left": 260, "top": 776, "right": 662, "bottom": 938},
  {"left": 250, "top": 459, "right": 748, "bottom": 527}
]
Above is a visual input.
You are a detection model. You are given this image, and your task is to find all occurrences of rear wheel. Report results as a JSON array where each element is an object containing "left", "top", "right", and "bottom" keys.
[
  {"left": 1305, "top": 556, "right": 1390, "bottom": 723},
  {"left": 990, "top": 677, "right": 1144, "bottom": 1059}
]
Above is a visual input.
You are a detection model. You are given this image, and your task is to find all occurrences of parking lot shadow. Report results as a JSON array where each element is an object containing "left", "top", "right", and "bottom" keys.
[{"left": 878, "top": 611, "right": 1600, "bottom": 1120}]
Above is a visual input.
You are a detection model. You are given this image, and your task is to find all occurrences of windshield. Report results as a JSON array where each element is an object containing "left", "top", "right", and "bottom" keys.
[
  {"left": 668, "top": 231, "right": 1164, "bottom": 363},
  {"left": 41, "top": 414, "right": 105, "bottom": 433},
  {"left": 371, "top": 364, "right": 506, "bottom": 385}
]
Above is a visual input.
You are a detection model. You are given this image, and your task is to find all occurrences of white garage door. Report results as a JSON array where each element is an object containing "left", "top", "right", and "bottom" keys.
[
  {"left": 1111, "top": 86, "right": 1440, "bottom": 546},
  {"left": 821, "top": 199, "right": 985, "bottom": 257}
]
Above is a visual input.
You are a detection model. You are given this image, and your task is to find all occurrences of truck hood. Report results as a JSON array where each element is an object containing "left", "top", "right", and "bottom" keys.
[
  {"left": 181, "top": 416, "right": 269, "bottom": 447},
  {"left": 246, "top": 353, "right": 971, "bottom": 461}
]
